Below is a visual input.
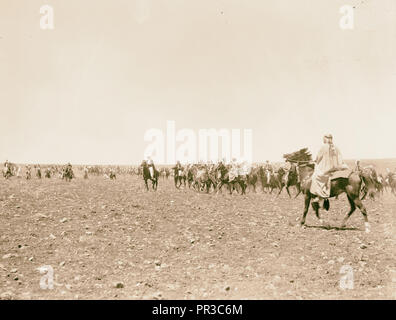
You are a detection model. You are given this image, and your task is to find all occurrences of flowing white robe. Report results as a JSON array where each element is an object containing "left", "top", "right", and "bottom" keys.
[{"left": 310, "top": 143, "right": 347, "bottom": 198}]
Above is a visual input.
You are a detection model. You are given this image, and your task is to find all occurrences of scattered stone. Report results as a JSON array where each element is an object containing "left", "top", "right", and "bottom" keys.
[
  {"left": 10, "top": 268, "right": 18, "bottom": 273},
  {"left": 59, "top": 218, "right": 68, "bottom": 223},
  {"left": 59, "top": 261, "right": 66, "bottom": 267},
  {"left": 2, "top": 253, "right": 16, "bottom": 260},
  {"left": 115, "top": 282, "right": 124, "bottom": 289},
  {"left": 0, "top": 292, "right": 13, "bottom": 300},
  {"left": 225, "top": 286, "right": 230, "bottom": 291}
]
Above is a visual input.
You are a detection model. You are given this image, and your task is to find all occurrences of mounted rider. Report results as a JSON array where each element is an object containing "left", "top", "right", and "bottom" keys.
[
  {"left": 173, "top": 160, "right": 183, "bottom": 175},
  {"left": 36, "top": 165, "right": 42, "bottom": 179},
  {"left": 354, "top": 160, "right": 362, "bottom": 173},
  {"left": 310, "top": 134, "right": 348, "bottom": 204},
  {"left": 263, "top": 160, "right": 273, "bottom": 182},
  {"left": 172, "top": 160, "right": 184, "bottom": 187}
]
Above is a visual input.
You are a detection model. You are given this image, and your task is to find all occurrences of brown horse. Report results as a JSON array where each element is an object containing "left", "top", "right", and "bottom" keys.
[
  {"left": 298, "top": 163, "right": 374, "bottom": 233},
  {"left": 269, "top": 167, "right": 287, "bottom": 196},
  {"left": 285, "top": 163, "right": 301, "bottom": 198},
  {"left": 247, "top": 167, "right": 259, "bottom": 193},
  {"left": 141, "top": 162, "right": 159, "bottom": 191},
  {"left": 216, "top": 163, "right": 247, "bottom": 195},
  {"left": 386, "top": 172, "right": 396, "bottom": 196}
]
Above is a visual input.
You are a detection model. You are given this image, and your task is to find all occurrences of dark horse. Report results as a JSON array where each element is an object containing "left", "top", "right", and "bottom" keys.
[
  {"left": 298, "top": 163, "right": 374, "bottom": 233},
  {"left": 141, "top": 162, "right": 159, "bottom": 191},
  {"left": 172, "top": 166, "right": 184, "bottom": 189},
  {"left": 285, "top": 162, "right": 301, "bottom": 198},
  {"left": 216, "top": 163, "right": 247, "bottom": 195}
]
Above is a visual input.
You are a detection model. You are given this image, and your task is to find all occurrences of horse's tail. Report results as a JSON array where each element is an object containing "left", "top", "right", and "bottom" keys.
[{"left": 358, "top": 171, "right": 376, "bottom": 200}]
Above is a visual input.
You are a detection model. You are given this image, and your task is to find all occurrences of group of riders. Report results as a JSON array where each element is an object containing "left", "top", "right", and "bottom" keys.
[
  {"left": 2, "top": 134, "right": 393, "bottom": 232},
  {"left": 139, "top": 134, "right": 395, "bottom": 232},
  {"left": 2, "top": 161, "right": 75, "bottom": 181},
  {"left": 3, "top": 134, "right": 396, "bottom": 200},
  {"left": 140, "top": 135, "right": 396, "bottom": 201}
]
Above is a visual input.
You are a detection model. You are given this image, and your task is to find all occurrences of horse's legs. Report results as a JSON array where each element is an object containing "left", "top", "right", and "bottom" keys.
[
  {"left": 353, "top": 197, "right": 370, "bottom": 233},
  {"left": 277, "top": 184, "right": 284, "bottom": 197},
  {"left": 144, "top": 179, "right": 149, "bottom": 191},
  {"left": 294, "top": 184, "right": 301, "bottom": 199},
  {"left": 217, "top": 181, "right": 223, "bottom": 194},
  {"left": 361, "top": 186, "right": 368, "bottom": 200},
  {"left": 286, "top": 185, "right": 292, "bottom": 198},
  {"left": 311, "top": 200, "right": 323, "bottom": 225},
  {"left": 238, "top": 181, "right": 244, "bottom": 195},
  {"left": 341, "top": 195, "right": 356, "bottom": 229},
  {"left": 301, "top": 193, "right": 311, "bottom": 226}
]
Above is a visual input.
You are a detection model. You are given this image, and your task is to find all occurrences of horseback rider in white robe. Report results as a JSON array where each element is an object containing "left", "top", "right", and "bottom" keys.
[{"left": 310, "top": 134, "right": 348, "bottom": 205}]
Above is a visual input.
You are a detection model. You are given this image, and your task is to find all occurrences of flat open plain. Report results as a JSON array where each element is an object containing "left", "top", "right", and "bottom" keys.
[{"left": 0, "top": 172, "right": 395, "bottom": 299}]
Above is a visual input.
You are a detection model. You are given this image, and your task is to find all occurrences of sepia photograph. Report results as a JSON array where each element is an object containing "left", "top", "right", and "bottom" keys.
[{"left": 0, "top": 0, "right": 395, "bottom": 305}]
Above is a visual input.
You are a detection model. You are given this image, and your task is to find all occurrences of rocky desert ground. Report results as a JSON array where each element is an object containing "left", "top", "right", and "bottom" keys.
[{"left": 0, "top": 167, "right": 395, "bottom": 300}]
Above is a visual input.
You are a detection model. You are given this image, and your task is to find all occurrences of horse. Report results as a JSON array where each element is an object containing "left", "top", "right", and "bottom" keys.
[
  {"left": 141, "top": 162, "right": 159, "bottom": 191},
  {"left": 246, "top": 168, "right": 259, "bottom": 193},
  {"left": 109, "top": 171, "right": 116, "bottom": 180},
  {"left": 190, "top": 165, "right": 215, "bottom": 193},
  {"left": 268, "top": 167, "right": 287, "bottom": 196},
  {"left": 386, "top": 172, "right": 396, "bottom": 196},
  {"left": 284, "top": 162, "right": 301, "bottom": 198},
  {"left": 258, "top": 166, "right": 274, "bottom": 193},
  {"left": 62, "top": 166, "right": 74, "bottom": 182},
  {"left": 25, "top": 167, "right": 31, "bottom": 180},
  {"left": 172, "top": 166, "right": 184, "bottom": 189},
  {"left": 3, "top": 166, "right": 13, "bottom": 179},
  {"left": 216, "top": 163, "right": 247, "bottom": 195},
  {"left": 298, "top": 163, "right": 375, "bottom": 233}
]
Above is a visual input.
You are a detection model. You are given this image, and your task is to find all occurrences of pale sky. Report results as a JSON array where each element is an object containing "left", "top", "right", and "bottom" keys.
[{"left": 1, "top": 0, "right": 395, "bottom": 164}]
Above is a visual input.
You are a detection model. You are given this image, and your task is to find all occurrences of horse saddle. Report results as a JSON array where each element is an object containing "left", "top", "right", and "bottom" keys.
[{"left": 328, "top": 168, "right": 353, "bottom": 180}]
